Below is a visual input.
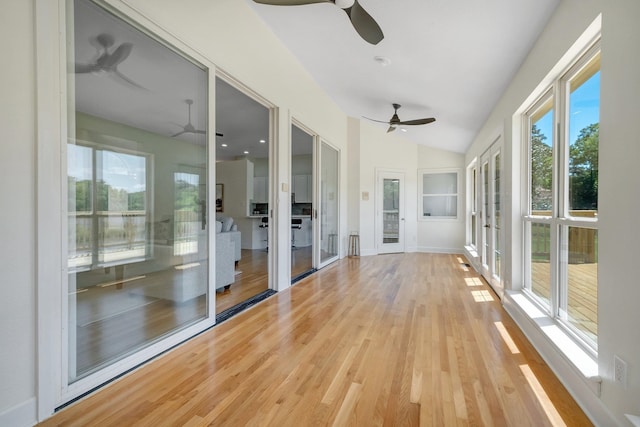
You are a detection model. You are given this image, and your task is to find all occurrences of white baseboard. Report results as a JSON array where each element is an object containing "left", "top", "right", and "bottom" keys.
[
  {"left": 503, "top": 293, "right": 617, "bottom": 427},
  {"left": 416, "top": 246, "right": 463, "bottom": 254},
  {"left": 0, "top": 398, "right": 37, "bottom": 427}
]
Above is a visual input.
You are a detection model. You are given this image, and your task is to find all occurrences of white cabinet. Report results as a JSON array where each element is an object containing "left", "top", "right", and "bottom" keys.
[
  {"left": 293, "top": 174, "right": 312, "bottom": 203},
  {"left": 253, "top": 176, "right": 268, "bottom": 203}
]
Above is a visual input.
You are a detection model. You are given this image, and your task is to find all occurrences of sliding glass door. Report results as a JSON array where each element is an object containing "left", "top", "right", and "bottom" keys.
[
  {"left": 318, "top": 141, "right": 339, "bottom": 267},
  {"left": 67, "top": 0, "right": 212, "bottom": 385}
]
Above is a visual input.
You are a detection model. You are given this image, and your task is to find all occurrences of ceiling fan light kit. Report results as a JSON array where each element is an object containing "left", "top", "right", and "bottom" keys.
[{"left": 253, "top": 0, "right": 384, "bottom": 45}]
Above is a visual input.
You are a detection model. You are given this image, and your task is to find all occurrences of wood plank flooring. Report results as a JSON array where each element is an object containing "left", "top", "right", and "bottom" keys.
[{"left": 41, "top": 253, "right": 592, "bottom": 426}]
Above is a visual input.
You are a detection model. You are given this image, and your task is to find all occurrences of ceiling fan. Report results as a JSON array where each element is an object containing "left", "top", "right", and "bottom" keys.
[
  {"left": 172, "top": 99, "right": 223, "bottom": 138},
  {"left": 75, "top": 33, "right": 146, "bottom": 90},
  {"left": 252, "top": 0, "right": 384, "bottom": 45},
  {"left": 364, "top": 103, "right": 436, "bottom": 133}
]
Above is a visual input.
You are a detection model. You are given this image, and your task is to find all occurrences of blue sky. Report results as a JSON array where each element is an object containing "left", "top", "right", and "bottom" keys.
[{"left": 535, "top": 71, "right": 600, "bottom": 146}]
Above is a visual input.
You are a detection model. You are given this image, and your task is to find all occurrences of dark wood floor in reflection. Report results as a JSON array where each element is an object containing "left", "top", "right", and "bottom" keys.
[{"left": 75, "top": 245, "right": 315, "bottom": 375}]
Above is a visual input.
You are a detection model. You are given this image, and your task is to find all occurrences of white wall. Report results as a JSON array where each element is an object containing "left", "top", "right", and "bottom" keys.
[
  {"left": 356, "top": 120, "right": 465, "bottom": 256},
  {"left": 464, "top": 0, "right": 640, "bottom": 424},
  {"left": 0, "top": 0, "right": 37, "bottom": 425},
  {"left": 416, "top": 145, "right": 465, "bottom": 253}
]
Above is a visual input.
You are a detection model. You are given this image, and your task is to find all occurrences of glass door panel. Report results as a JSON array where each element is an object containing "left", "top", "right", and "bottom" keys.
[
  {"left": 319, "top": 142, "right": 339, "bottom": 266},
  {"left": 67, "top": 0, "right": 210, "bottom": 382},
  {"left": 378, "top": 172, "right": 405, "bottom": 254}
]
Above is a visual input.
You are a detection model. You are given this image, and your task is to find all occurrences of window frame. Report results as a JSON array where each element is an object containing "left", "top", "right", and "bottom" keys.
[
  {"left": 418, "top": 168, "right": 461, "bottom": 221},
  {"left": 466, "top": 160, "right": 478, "bottom": 250},
  {"left": 522, "top": 39, "right": 601, "bottom": 353}
]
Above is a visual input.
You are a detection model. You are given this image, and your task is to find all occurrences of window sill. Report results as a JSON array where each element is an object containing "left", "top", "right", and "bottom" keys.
[{"left": 505, "top": 290, "right": 598, "bottom": 381}]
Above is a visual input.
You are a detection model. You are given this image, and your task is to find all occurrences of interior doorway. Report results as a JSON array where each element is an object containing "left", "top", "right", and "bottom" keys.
[
  {"left": 377, "top": 170, "right": 406, "bottom": 254},
  {"left": 214, "top": 76, "right": 274, "bottom": 317},
  {"left": 291, "top": 123, "right": 315, "bottom": 282}
]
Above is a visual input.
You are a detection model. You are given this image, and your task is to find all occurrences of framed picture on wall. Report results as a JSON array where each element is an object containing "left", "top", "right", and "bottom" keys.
[{"left": 216, "top": 183, "right": 223, "bottom": 212}]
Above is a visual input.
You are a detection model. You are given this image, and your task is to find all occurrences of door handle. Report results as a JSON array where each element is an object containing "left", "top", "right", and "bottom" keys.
[{"left": 484, "top": 224, "right": 490, "bottom": 228}]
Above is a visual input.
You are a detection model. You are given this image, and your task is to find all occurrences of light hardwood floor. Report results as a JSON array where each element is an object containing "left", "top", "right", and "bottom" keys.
[{"left": 42, "top": 253, "right": 592, "bottom": 426}]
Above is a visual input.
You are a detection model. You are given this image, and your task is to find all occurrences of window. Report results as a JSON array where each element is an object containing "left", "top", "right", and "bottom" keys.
[
  {"left": 466, "top": 160, "right": 478, "bottom": 249},
  {"left": 523, "top": 42, "right": 600, "bottom": 348},
  {"left": 419, "top": 169, "right": 459, "bottom": 219}
]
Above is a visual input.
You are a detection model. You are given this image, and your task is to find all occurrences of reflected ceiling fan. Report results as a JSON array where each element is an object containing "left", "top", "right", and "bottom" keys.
[
  {"left": 75, "top": 33, "right": 146, "bottom": 90},
  {"left": 364, "top": 103, "right": 436, "bottom": 133},
  {"left": 253, "top": 0, "right": 384, "bottom": 45},
  {"left": 172, "top": 99, "right": 223, "bottom": 138}
]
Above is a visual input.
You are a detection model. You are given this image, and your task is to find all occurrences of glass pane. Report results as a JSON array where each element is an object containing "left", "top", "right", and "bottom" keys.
[
  {"left": 290, "top": 124, "right": 314, "bottom": 280},
  {"left": 529, "top": 223, "right": 551, "bottom": 307},
  {"left": 383, "top": 178, "right": 399, "bottom": 244},
  {"left": 567, "top": 227, "right": 598, "bottom": 342},
  {"left": 68, "top": 0, "right": 208, "bottom": 381},
  {"left": 320, "top": 143, "right": 339, "bottom": 263},
  {"left": 493, "top": 152, "right": 501, "bottom": 278},
  {"left": 422, "top": 195, "right": 457, "bottom": 217},
  {"left": 568, "top": 54, "right": 600, "bottom": 217},
  {"left": 423, "top": 172, "right": 457, "bottom": 194},
  {"left": 530, "top": 97, "right": 554, "bottom": 214},
  {"left": 482, "top": 162, "right": 489, "bottom": 264},
  {"left": 471, "top": 213, "right": 476, "bottom": 247}
]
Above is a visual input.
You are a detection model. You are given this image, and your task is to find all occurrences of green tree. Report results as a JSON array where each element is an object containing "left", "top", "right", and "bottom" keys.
[
  {"left": 569, "top": 123, "right": 598, "bottom": 210},
  {"left": 531, "top": 124, "right": 553, "bottom": 210}
]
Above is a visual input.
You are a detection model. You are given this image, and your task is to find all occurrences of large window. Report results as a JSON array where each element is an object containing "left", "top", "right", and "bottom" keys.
[{"left": 523, "top": 42, "right": 600, "bottom": 348}]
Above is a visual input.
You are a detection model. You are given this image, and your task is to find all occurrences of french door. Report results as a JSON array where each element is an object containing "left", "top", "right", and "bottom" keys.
[
  {"left": 480, "top": 141, "right": 503, "bottom": 296},
  {"left": 377, "top": 171, "right": 405, "bottom": 254}
]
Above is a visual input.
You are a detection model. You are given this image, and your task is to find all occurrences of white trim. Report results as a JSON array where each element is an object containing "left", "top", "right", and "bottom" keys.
[
  {"left": 0, "top": 398, "right": 37, "bottom": 427},
  {"left": 417, "top": 168, "right": 461, "bottom": 221},
  {"left": 35, "top": 0, "right": 65, "bottom": 419}
]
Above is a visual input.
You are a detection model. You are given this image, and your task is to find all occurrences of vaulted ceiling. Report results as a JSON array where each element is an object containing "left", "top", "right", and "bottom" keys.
[{"left": 247, "top": 0, "right": 559, "bottom": 153}]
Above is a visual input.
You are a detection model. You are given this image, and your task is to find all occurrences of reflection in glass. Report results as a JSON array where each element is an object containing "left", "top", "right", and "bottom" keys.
[
  {"left": 320, "top": 143, "right": 339, "bottom": 263},
  {"left": 67, "top": 0, "right": 208, "bottom": 381},
  {"left": 422, "top": 172, "right": 457, "bottom": 217},
  {"left": 383, "top": 179, "right": 400, "bottom": 244}
]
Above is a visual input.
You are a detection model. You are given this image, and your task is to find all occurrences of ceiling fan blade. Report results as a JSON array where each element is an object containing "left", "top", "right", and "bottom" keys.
[
  {"left": 253, "top": 0, "right": 328, "bottom": 5},
  {"left": 194, "top": 130, "right": 207, "bottom": 135},
  {"left": 112, "top": 70, "right": 147, "bottom": 90},
  {"left": 347, "top": 0, "right": 384, "bottom": 45},
  {"left": 105, "top": 43, "right": 133, "bottom": 68},
  {"left": 75, "top": 63, "right": 98, "bottom": 73},
  {"left": 387, "top": 125, "right": 396, "bottom": 133},
  {"left": 171, "top": 130, "right": 186, "bottom": 137},
  {"left": 398, "top": 118, "right": 436, "bottom": 126},
  {"left": 362, "top": 116, "right": 391, "bottom": 124}
]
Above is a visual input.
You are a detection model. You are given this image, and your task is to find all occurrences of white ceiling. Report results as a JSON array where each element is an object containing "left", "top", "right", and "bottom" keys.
[{"left": 247, "top": 0, "right": 560, "bottom": 153}]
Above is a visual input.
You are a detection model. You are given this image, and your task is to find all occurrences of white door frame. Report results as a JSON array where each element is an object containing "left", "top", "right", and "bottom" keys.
[
  {"left": 376, "top": 169, "right": 406, "bottom": 254},
  {"left": 479, "top": 139, "right": 503, "bottom": 296}
]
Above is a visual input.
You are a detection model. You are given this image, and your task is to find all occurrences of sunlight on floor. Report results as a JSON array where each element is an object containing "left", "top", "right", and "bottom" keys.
[
  {"left": 494, "top": 321, "right": 520, "bottom": 354},
  {"left": 520, "top": 364, "right": 566, "bottom": 427},
  {"left": 471, "top": 290, "right": 494, "bottom": 302},
  {"left": 465, "top": 277, "right": 484, "bottom": 287}
]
